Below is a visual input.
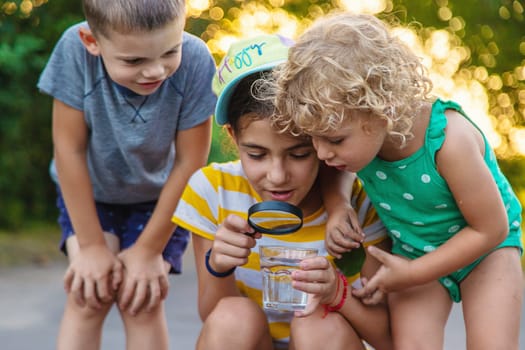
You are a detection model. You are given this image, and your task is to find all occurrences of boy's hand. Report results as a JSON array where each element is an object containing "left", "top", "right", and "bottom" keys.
[
  {"left": 326, "top": 205, "right": 364, "bottom": 258},
  {"left": 117, "top": 245, "right": 169, "bottom": 316},
  {"left": 64, "top": 243, "right": 122, "bottom": 309}
]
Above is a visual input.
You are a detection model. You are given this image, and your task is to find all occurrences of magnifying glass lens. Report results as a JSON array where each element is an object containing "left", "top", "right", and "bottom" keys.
[{"left": 248, "top": 201, "right": 303, "bottom": 235}]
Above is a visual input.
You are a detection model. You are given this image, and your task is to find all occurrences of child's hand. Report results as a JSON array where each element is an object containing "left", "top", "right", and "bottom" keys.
[
  {"left": 290, "top": 256, "right": 338, "bottom": 317},
  {"left": 326, "top": 205, "right": 364, "bottom": 259},
  {"left": 352, "top": 246, "right": 414, "bottom": 300},
  {"left": 208, "top": 214, "right": 259, "bottom": 274},
  {"left": 351, "top": 277, "right": 386, "bottom": 305},
  {"left": 64, "top": 243, "right": 122, "bottom": 309},
  {"left": 117, "top": 244, "right": 169, "bottom": 316}
]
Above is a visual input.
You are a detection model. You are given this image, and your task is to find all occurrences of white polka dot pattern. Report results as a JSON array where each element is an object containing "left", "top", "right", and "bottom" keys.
[
  {"left": 354, "top": 99, "right": 522, "bottom": 262},
  {"left": 376, "top": 171, "right": 387, "bottom": 180},
  {"left": 403, "top": 193, "right": 414, "bottom": 200}
]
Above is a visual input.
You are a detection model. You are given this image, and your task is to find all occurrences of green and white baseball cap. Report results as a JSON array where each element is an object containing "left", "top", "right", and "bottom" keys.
[{"left": 212, "top": 34, "right": 294, "bottom": 126}]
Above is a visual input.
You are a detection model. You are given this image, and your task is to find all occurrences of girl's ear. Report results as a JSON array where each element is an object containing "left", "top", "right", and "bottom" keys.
[
  {"left": 225, "top": 125, "right": 236, "bottom": 140},
  {"left": 360, "top": 119, "right": 373, "bottom": 135},
  {"left": 361, "top": 117, "right": 386, "bottom": 135},
  {"left": 78, "top": 27, "right": 101, "bottom": 56}
]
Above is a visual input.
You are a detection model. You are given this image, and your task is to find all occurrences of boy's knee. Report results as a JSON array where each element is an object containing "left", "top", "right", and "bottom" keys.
[
  {"left": 65, "top": 297, "right": 112, "bottom": 323},
  {"left": 119, "top": 302, "right": 166, "bottom": 326}
]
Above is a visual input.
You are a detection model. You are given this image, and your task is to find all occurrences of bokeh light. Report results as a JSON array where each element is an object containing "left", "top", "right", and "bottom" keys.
[
  {"left": 1, "top": 0, "right": 47, "bottom": 16},
  {"left": 185, "top": 0, "right": 520, "bottom": 155},
  {"left": 2, "top": 0, "right": 523, "bottom": 157}
]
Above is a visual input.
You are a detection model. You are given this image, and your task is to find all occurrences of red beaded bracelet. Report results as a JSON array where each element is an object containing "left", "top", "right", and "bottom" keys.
[{"left": 323, "top": 271, "right": 348, "bottom": 316}]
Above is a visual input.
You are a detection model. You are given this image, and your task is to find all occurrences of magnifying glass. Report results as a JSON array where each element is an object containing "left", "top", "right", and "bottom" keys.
[{"left": 247, "top": 201, "right": 303, "bottom": 235}]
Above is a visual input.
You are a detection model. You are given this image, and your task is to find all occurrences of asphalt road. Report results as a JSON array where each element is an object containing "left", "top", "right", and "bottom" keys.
[{"left": 1, "top": 244, "right": 524, "bottom": 350}]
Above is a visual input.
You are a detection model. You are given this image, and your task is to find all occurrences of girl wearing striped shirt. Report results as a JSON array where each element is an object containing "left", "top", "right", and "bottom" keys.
[{"left": 172, "top": 35, "right": 392, "bottom": 350}]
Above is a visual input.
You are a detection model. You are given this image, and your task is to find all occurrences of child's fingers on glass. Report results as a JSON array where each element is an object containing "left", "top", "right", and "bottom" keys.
[
  {"left": 291, "top": 275, "right": 328, "bottom": 295},
  {"left": 294, "top": 294, "right": 321, "bottom": 317},
  {"left": 298, "top": 255, "right": 330, "bottom": 271}
]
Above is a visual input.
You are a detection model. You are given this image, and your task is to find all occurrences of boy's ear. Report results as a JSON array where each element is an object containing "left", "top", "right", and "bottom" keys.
[{"left": 78, "top": 27, "right": 101, "bottom": 56}]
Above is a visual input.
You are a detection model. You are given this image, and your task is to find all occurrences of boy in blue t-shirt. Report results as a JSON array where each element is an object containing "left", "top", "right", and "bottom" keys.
[{"left": 37, "top": 0, "right": 216, "bottom": 348}]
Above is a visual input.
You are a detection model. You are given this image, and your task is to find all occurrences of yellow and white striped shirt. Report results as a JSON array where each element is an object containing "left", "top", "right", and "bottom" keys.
[{"left": 172, "top": 160, "right": 386, "bottom": 346}]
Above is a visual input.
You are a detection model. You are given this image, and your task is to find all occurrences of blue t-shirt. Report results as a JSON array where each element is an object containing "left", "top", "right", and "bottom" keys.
[{"left": 37, "top": 22, "right": 217, "bottom": 204}]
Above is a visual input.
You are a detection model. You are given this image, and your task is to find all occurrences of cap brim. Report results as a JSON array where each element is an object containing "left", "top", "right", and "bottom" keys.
[{"left": 214, "top": 60, "right": 285, "bottom": 126}]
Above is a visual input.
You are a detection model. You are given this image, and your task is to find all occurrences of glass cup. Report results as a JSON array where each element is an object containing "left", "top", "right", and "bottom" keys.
[{"left": 259, "top": 245, "right": 319, "bottom": 312}]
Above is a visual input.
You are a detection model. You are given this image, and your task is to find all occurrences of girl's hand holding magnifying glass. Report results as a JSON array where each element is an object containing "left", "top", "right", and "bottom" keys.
[{"left": 209, "top": 214, "right": 260, "bottom": 275}]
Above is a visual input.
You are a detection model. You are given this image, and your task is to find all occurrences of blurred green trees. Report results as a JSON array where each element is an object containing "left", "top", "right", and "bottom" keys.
[
  {"left": 0, "top": 0, "right": 83, "bottom": 228},
  {"left": 0, "top": 0, "right": 523, "bottom": 229}
]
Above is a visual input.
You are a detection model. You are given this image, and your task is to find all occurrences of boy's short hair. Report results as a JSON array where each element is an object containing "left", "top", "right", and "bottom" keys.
[
  {"left": 212, "top": 34, "right": 294, "bottom": 126},
  {"left": 82, "top": 0, "right": 185, "bottom": 38}
]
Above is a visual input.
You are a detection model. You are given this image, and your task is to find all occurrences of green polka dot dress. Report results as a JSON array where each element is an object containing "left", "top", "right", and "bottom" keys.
[{"left": 357, "top": 99, "right": 522, "bottom": 261}]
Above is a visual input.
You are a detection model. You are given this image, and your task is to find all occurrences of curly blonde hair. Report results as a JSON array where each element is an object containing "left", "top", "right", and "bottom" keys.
[{"left": 265, "top": 12, "right": 433, "bottom": 147}]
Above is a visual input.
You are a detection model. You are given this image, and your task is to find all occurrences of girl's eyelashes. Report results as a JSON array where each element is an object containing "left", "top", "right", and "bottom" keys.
[
  {"left": 290, "top": 151, "right": 313, "bottom": 159},
  {"left": 246, "top": 151, "right": 312, "bottom": 160}
]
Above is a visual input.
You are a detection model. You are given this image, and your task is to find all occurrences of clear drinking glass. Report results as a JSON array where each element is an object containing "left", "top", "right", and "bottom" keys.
[{"left": 260, "top": 245, "right": 318, "bottom": 312}]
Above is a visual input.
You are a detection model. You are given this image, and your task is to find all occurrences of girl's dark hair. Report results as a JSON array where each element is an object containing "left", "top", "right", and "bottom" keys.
[{"left": 226, "top": 71, "right": 275, "bottom": 133}]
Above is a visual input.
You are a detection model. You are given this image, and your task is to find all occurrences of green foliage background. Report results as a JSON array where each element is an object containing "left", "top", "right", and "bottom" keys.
[
  {"left": 0, "top": 0, "right": 523, "bottom": 232},
  {"left": 0, "top": 1, "right": 84, "bottom": 228}
]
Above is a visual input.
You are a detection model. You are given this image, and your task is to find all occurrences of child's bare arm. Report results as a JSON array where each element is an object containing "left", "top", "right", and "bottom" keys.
[
  {"left": 53, "top": 99, "right": 122, "bottom": 308},
  {"left": 193, "top": 215, "right": 258, "bottom": 320},
  {"left": 118, "top": 118, "right": 212, "bottom": 315},
  {"left": 352, "top": 238, "right": 391, "bottom": 305},
  {"left": 320, "top": 165, "right": 364, "bottom": 258},
  {"left": 408, "top": 111, "right": 508, "bottom": 284},
  {"left": 356, "top": 111, "right": 509, "bottom": 295}
]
